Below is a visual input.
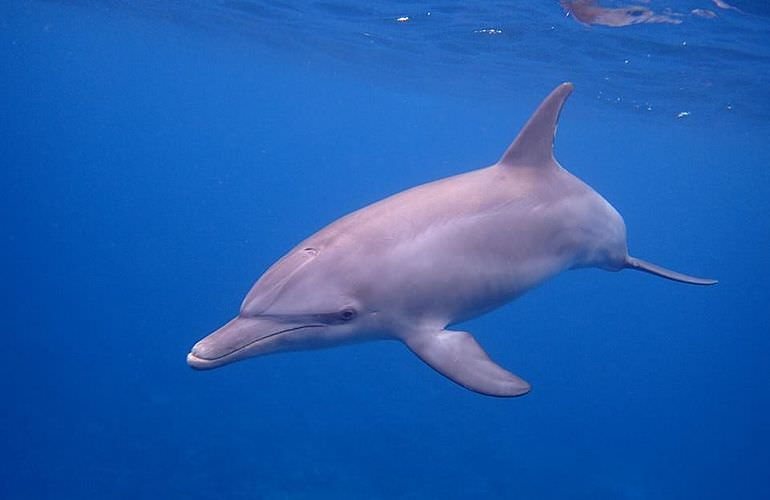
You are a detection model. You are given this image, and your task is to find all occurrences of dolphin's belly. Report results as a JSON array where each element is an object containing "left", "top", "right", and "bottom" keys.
[{"left": 360, "top": 208, "right": 575, "bottom": 325}]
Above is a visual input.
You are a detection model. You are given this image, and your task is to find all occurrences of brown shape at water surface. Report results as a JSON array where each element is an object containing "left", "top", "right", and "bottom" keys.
[{"left": 561, "top": 0, "right": 682, "bottom": 27}]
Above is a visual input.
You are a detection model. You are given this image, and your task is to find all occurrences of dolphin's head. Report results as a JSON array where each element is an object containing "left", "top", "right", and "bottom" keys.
[{"left": 187, "top": 244, "right": 382, "bottom": 370}]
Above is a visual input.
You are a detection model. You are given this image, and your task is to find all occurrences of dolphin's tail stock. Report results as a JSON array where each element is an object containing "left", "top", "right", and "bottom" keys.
[{"left": 624, "top": 256, "right": 717, "bottom": 286}]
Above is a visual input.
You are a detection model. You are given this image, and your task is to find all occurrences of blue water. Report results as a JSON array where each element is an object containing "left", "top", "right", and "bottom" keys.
[{"left": 3, "top": 1, "right": 769, "bottom": 498}]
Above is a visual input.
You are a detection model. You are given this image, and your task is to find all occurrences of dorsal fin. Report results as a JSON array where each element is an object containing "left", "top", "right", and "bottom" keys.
[{"left": 498, "top": 82, "right": 574, "bottom": 168}]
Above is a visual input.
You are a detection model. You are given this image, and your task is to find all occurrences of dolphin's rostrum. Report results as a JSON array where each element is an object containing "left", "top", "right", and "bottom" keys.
[{"left": 188, "top": 83, "right": 716, "bottom": 397}]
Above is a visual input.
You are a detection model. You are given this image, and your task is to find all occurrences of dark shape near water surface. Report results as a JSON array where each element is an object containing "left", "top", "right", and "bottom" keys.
[
  {"left": 187, "top": 83, "right": 716, "bottom": 397},
  {"left": 561, "top": 0, "right": 681, "bottom": 26}
]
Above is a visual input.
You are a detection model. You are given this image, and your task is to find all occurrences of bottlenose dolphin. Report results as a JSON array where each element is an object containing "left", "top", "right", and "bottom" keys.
[{"left": 187, "top": 83, "right": 716, "bottom": 397}]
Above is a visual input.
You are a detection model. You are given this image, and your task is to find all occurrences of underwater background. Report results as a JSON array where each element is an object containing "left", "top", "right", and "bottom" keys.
[{"left": 2, "top": 1, "right": 769, "bottom": 498}]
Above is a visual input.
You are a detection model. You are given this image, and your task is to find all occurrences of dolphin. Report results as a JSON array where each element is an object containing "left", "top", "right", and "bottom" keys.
[{"left": 187, "top": 83, "right": 716, "bottom": 397}]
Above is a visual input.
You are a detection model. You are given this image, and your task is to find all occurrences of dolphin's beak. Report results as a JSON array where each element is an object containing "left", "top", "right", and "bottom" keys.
[{"left": 187, "top": 316, "right": 322, "bottom": 370}]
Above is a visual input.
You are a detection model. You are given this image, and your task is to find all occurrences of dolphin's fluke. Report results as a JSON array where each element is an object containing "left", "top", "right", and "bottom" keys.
[
  {"left": 498, "top": 82, "right": 574, "bottom": 169},
  {"left": 404, "top": 328, "right": 531, "bottom": 397},
  {"left": 625, "top": 256, "right": 718, "bottom": 285}
]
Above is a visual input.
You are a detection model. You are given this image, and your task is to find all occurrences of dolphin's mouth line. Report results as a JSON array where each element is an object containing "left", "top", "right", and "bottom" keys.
[{"left": 193, "top": 324, "right": 325, "bottom": 362}]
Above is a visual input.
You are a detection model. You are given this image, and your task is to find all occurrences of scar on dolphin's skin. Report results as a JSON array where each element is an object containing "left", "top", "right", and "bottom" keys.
[{"left": 560, "top": 0, "right": 681, "bottom": 26}]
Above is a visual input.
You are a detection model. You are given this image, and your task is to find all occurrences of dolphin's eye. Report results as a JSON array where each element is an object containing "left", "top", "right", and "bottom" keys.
[{"left": 339, "top": 308, "right": 357, "bottom": 321}]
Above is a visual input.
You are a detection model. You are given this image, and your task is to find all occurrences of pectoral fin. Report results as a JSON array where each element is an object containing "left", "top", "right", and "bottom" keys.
[{"left": 404, "top": 329, "right": 531, "bottom": 397}]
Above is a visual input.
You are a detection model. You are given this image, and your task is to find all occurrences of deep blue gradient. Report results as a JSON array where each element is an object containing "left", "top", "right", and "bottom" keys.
[{"left": 2, "top": 1, "right": 769, "bottom": 498}]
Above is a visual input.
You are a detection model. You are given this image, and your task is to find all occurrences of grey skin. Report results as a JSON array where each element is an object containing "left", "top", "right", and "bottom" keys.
[{"left": 187, "top": 83, "right": 716, "bottom": 397}]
